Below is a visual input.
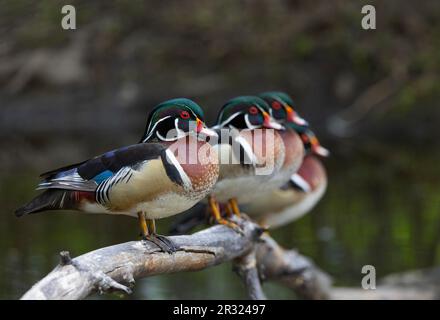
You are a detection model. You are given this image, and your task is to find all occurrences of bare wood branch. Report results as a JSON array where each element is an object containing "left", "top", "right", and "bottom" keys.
[
  {"left": 233, "top": 248, "right": 267, "bottom": 300},
  {"left": 21, "top": 219, "right": 260, "bottom": 300},
  {"left": 257, "top": 236, "right": 332, "bottom": 300},
  {"left": 20, "top": 218, "right": 331, "bottom": 300}
]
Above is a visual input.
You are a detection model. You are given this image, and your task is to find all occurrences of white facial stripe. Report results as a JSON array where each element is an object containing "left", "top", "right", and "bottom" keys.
[
  {"left": 244, "top": 114, "right": 260, "bottom": 130},
  {"left": 187, "top": 107, "right": 199, "bottom": 119},
  {"left": 215, "top": 109, "right": 227, "bottom": 126},
  {"left": 255, "top": 105, "right": 267, "bottom": 114},
  {"left": 156, "top": 131, "right": 177, "bottom": 141},
  {"left": 157, "top": 117, "right": 211, "bottom": 142},
  {"left": 174, "top": 118, "right": 187, "bottom": 138},
  {"left": 145, "top": 112, "right": 168, "bottom": 137},
  {"left": 215, "top": 111, "right": 243, "bottom": 129},
  {"left": 165, "top": 149, "right": 192, "bottom": 189},
  {"left": 142, "top": 115, "right": 172, "bottom": 142}
]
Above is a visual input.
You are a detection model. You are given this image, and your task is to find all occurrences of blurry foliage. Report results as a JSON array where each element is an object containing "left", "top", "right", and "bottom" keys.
[{"left": 1, "top": 0, "right": 439, "bottom": 134}]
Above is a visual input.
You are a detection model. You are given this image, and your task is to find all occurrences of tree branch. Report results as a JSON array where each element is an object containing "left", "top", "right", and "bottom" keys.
[
  {"left": 233, "top": 248, "right": 267, "bottom": 300},
  {"left": 257, "top": 235, "right": 332, "bottom": 299},
  {"left": 21, "top": 218, "right": 331, "bottom": 300}
]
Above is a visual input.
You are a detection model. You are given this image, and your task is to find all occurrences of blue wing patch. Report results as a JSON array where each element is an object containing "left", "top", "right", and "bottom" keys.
[{"left": 92, "top": 170, "right": 114, "bottom": 184}]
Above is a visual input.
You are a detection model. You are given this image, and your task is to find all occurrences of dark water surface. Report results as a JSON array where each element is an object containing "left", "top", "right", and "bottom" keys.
[{"left": 1, "top": 146, "right": 439, "bottom": 299}]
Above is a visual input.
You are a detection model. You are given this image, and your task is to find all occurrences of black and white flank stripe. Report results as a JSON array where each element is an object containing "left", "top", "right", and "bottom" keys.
[{"left": 95, "top": 167, "right": 134, "bottom": 206}]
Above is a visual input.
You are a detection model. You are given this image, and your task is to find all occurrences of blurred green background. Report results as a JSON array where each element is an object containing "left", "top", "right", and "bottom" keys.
[{"left": 1, "top": 0, "right": 440, "bottom": 299}]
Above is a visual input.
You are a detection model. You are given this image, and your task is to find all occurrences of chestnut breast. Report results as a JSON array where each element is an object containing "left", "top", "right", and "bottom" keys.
[
  {"left": 167, "top": 136, "right": 219, "bottom": 195},
  {"left": 279, "top": 128, "right": 304, "bottom": 174},
  {"left": 237, "top": 128, "right": 285, "bottom": 176},
  {"left": 297, "top": 155, "right": 327, "bottom": 191}
]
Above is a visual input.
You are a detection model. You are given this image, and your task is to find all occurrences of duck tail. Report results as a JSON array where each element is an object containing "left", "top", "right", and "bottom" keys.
[{"left": 15, "top": 189, "right": 78, "bottom": 217}]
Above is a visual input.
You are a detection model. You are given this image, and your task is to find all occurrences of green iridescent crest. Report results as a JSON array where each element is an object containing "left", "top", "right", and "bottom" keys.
[
  {"left": 259, "top": 91, "right": 295, "bottom": 108},
  {"left": 148, "top": 98, "right": 204, "bottom": 124},
  {"left": 216, "top": 96, "right": 270, "bottom": 129},
  {"left": 141, "top": 98, "right": 205, "bottom": 142},
  {"left": 259, "top": 91, "right": 308, "bottom": 133}
]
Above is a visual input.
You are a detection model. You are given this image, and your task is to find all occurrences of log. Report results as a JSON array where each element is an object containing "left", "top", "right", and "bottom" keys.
[
  {"left": 20, "top": 218, "right": 331, "bottom": 300},
  {"left": 233, "top": 248, "right": 267, "bottom": 300},
  {"left": 257, "top": 236, "right": 332, "bottom": 299}
]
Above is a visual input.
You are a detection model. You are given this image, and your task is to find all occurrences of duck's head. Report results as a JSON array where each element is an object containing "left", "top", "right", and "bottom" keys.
[
  {"left": 300, "top": 129, "right": 330, "bottom": 157},
  {"left": 215, "top": 96, "right": 284, "bottom": 130},
  {"left": 258, "top": 91, "right": 309, "bottom": 133},
  {"left": 141, "top": 98, "right": 217, "bottom": 142}
]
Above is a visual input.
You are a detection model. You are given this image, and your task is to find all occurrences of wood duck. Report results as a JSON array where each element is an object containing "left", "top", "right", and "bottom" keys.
[
  {"left": 15, "top": 98, "right": 219, "bottom": 252},
  {"left": 243, "top": 128, "right": 329, "bottom": 228},
  {"left": 258, "top": 92, "right": 309, "bottom": 189},
  {"left": 259, "top": 91, "right": 309, "bottom": 130},
  {"left": 169, "top": 97, "right": 329, "bottom": 235},
  {"left": 259, "top": 91, "right": 328, "bottom": 156},
  {"left": 207, "top": 96, "right": 286, "bottom": 229}
]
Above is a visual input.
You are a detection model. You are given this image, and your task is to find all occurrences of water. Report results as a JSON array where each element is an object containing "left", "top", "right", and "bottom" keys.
[{"left": 1, "top": 144, "right": 439, "bottom": 299}]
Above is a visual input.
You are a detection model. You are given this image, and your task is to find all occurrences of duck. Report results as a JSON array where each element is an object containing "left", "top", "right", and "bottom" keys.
[
  {"left": 170, "top": 93, "right": 328, "bottom": 234},
  {"left": 259, "top": 91, "right": 309, "bottom": 133},
  {"left": 257, "top": 91, "right": 310, "bottom": 191},
  {"left": 206, "top": 96, "right": 286, "bottom": 229},
  {"left": 15, "top": 98, "right": 219, "bottom": 253},
  {"left": 243, "top": 128, "right": 329, "bottom": 228}
]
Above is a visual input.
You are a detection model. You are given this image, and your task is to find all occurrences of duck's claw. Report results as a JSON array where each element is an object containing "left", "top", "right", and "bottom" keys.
[
  {"left": 217, "top": 218, "right": 245, "bottom": 236},
  {"left": 208, "top": 195, "right": 245, "bottom": 235}
]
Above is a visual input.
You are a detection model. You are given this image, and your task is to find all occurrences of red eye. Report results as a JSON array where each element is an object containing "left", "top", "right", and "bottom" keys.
[
  {"left": 301, "top": 134, "right": 309, "bottom": 142},
  {"left": 249, "top": 106, "right": 259, "bottom": 115},
  {"left": 180, "top": 111, "right": 190, "bottom": 119},
  {"left": 272, "top": 101, "right": 282, "bottom": 110}
]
